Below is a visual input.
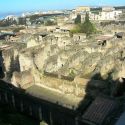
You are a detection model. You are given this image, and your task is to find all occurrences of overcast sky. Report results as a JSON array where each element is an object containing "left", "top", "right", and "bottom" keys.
[{"left": 0, "top": 0, "right": 125, "bottom": 13}]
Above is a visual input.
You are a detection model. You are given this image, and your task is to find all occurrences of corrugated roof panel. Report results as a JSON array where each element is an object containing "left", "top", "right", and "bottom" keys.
[{"left": 82, "top": 97, "right": 118, "bottom": 125}]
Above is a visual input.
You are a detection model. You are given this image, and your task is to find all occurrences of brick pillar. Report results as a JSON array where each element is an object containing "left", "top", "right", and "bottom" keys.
[{"left": 5, "top": 92, "right": 8, "bottom": 103}]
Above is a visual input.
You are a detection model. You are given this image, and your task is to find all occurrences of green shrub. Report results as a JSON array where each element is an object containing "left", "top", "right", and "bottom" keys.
[{"left": 44, "top": 20, "right": 57, "bottom": 26}]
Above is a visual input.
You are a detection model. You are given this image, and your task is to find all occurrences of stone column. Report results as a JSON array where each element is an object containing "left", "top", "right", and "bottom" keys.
[
  {"left": 12, "top": 94, "right": 15, "bottom": 107},
  {"left": 75, "top": 117, "right": 79, "bottom": 125},
  {"left": 0, "top": 94, "right": 1, "bottom": 101},
  {"left": 29, "top": 106, "right": 32, "bottom": 116},
  {"left": 20, "top": 101, "right": 24, "bottom": 112},
  {"left": 39, "top": 106, "right": 42, "bottom": 120},
  {"left": 58, "top": 71, "right": 62, "bottom": 79},
  {"left": 4, "top": 92, "right": 8, "bottom": 103},
  {"left": 49, "top": 111, "right": 53, "bottom": 125}
]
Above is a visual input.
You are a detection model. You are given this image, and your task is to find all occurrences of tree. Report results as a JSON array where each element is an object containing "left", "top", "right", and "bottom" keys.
[
  {"left": 75, "top": 14, "right": 81, "bottom": 24},
  {"left": 71, "top": 13, "right": 96, "bottom": 36},
  {"left": 80, "top": 13, "right": 96, "bottom": 36}
]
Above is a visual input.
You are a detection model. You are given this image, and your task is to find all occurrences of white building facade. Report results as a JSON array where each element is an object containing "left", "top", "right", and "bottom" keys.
[{"left": 70, "top": 6, "right": 122, "bottom": 21}]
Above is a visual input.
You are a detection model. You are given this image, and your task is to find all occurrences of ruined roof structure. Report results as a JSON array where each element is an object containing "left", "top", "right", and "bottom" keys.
[{"left": 115, "top": 32, "right": 125, "bottom": 38}]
